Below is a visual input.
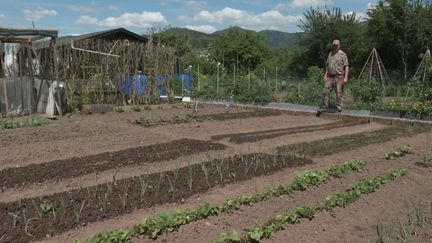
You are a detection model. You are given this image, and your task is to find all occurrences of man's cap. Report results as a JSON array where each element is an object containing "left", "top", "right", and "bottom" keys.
[{"left": 332, "top": 39, "right": 341, "bottom": 46}]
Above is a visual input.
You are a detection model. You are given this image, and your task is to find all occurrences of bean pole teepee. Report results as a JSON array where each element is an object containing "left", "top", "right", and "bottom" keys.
[
  {"left": 358, "top": 48, "right": 392, "bottom": 86},
  {"left": 413, "top": 48, "right": 431, "bottom": 85}
]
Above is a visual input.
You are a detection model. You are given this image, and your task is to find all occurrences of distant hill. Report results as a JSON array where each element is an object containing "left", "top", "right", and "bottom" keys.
[
  {"left": 157, "top": 26, "right": 300, "bottom": 49},
  {"left": 258, "top": 30, "right": 300, "bottom": 49},
  {"left": 163, "top": 27, "right": 213, "bottom": 48}
]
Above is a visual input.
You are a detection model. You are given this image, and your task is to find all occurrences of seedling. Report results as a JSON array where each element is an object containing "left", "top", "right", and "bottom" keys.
[
  {"left": 166, "top": 174, "right": 176, "bottom": 194},
  {"left": 98, "top": 193, "right": 109, "bottom": 216},
  {"left": 112, "top": 170, "right": 119, "bottom": 186},
  {"left": 376, "top": 220, "right": 384, "bottom": 243},
  {"left": 39, "top": 202, "right": 54, "bottom": 214},
  {"left": 273, "top": 155, "right": 278, "bottom": 167},
  {"left": 201, "top": 162, "right": 210, "bottom": 188},
  {"left": 114, "top": 107, "right": 125, "bottom": 113},
  {"left": 120, "top": 181, "right": 130, "bottom": 209},
  {"left": 187, "top": 163, "right": 193, "bottom": 192},
  {"left": 58, "top": 195, "right": 66, "bottom": 213},
  {"left": 385, "top": 145, "right": 412, "bottom": 160},
  {"left": 16, "top": 197, "right": 23, "bottom": 206},
  {"left": 70, "top": 198, "right": 86, "bottom": 223},
  {"left": 139, "top": 173, "right": 150, "bottom": 202},
  {"left": 22, "top": 209, "right": 38, "bottom": 236},
  {"left": 131, "top": 106, "right": 141, "bottom": 112},
  {"left": 32, "top": 200, "right": 43, "bottom": 219},
  {"left": 215, "top": 231, "right": 241, "bottom": 243},
  {"left": 418, "top": 152, "right": 432, "bottom": 168},
  {"left": 254, "top": 157, "right": 261, "bottom": 173},
  {"left": 106, "top": 182, "right": 113, "bottom": 196},
  {"left": 173, "top": 161, "right": 181, "bottom": 182},
  {"left": 155, "top": 168, "right": 165, "bottom": 199},
  {"left": 8, "top": 212, "right": 20, "bottom": 227},
  {"left": 216, "top": 160, "right": 224, "bottom": 182}
]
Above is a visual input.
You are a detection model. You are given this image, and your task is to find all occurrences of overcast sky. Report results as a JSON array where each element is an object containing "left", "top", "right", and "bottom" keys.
[{"left": 0, "top": 0, "right": 376, "bottom": 36}]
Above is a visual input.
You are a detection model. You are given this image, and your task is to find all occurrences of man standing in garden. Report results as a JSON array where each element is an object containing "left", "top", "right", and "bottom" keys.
[{"left": 318, "top": 37, "right": 349, "bottom": 115}]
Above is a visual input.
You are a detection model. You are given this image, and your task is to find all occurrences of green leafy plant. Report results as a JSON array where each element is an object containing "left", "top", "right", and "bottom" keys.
[
  {"left": 131, "top": 106, "right": 141, "bottom": 112},
  {"left": 0, "top": 118, "right": 43, "bottom": 129},
  {"left": 114, "top": 107, "right": 125, "bottom": 113},
  {"left": 324, "top": 169, "right": 408, "bottom": 210},
  {"left": 385, "top": 145, "right": 412, "bottom": 160},
  {"left": 39, "top": 202, "right": 54, "bottom": 214},
  {"left": 90, "top": 159, "right": 366, "bottom": 241},
  {"left": 90, "top": 229, "right": 133, "bottom": 243},
  {"left": 417, "top": 152, "right": 432, "bottom": 168},
  {"left": 278, "top": 126, "right": 424, "bottom": 156},
  {"left": 214, "top": 230, "right": 242, "bottom": 243},
  {"left": 197, "top": 203, "right": 220, "bottom": 218},
  {"left": 217, "top": 168, "right": 408, "bottom": 242}
]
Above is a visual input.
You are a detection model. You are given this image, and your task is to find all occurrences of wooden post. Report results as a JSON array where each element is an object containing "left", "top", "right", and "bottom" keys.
[
  {"left": 0, "top": 41, "right": 8, "bottom": 116},
  {"left": 27, "top": 39, "right": 35, "bottom": 114},
  {"left": 248, "top": 67, "right": 251, "bottom": 90},
  {"left": 52, "top": 37, "right": 62, "bottom": 116},
  {"left": 197, "top": 63, "right": 200, "bottom": 91}
]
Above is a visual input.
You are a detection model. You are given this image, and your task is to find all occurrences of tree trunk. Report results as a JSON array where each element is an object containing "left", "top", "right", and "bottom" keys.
[{"left": 402, "top": 49, "right": 408, "bottom": 82}]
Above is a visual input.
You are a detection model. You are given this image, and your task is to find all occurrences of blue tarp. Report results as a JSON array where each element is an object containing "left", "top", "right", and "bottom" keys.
[
  {"left": 156, "top": 74, "right": 169, "bottom": 96},
  {"left": 178, "top": 73, "right": 192, "bottom": 96},
  {"left": 118, "top": 73, "right": 192, "bottom": 97}
]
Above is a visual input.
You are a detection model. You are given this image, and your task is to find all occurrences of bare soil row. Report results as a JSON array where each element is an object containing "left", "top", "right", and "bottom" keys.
[
  {"left": 212, "top": 120, "right": 367, "bottom": 144},
  {"left": 0, "top": 139, "right": 226, "bottom": 190}
]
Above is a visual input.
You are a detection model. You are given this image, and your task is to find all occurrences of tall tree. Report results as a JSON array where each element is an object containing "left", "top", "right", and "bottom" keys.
[
  {"left": 209, "top": 28, "right": 270, "bottom": 71},
  {"left": 368, "top": 0, "right": 432, "bottom": 81},
  {"left": 296, "top": 7, "right": 369, "bottom": 73}
]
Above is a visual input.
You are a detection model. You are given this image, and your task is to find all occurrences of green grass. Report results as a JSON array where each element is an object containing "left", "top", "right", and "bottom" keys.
[{"left": 277, "top": 126, "right": 426, "bottom": 157}]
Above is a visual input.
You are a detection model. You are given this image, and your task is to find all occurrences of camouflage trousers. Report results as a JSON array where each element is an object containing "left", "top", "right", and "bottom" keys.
[{"left": 321, "top": 75, "right": 344, "bottom": 111}]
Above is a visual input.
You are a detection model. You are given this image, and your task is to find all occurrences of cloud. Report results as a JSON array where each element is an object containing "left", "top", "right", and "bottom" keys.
[
  {"left": 367, "top": 2, "right": 376, "bottom": 10},
  {"left": 186, "top": 25, "right": 216, "bottom": 34},
  {"left": 160, "top": 0, "right": 171, "bottom": 6},
  {"left": 68, "top": 5, "right": 101, "bottom": 14},
  {"left": 22, "top": 8, "right": 58, "bottom": 22},
  {"left": 184, "top": 1, "right": 206, "bottom": 10},
  {"left": 346, "top": 11, "right": 368, "bottom": 21},
  {"left": 178, "top": 15, "right": 193, "bottom": 22},
  {"left": 109, "top": 5, "right": 121, "bottom": 11},
  {"left": 76, "top": 12, "right": 167, "bottom": 28},
  {"left": 0, "top": 14, "right": 6, "bottom": 21},
  {"left": 275, "top": 0, "right": 334, "bottom": 10},
  {"left": 193, "top": 7, "right": 302, "bottom": 31},
  {"left": 76, "top": 16, "right": 99, "bottom": 25}
]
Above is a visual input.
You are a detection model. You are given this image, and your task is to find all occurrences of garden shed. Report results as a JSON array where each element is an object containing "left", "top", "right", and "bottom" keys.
[{"left": 0, "top": 28, "right": 58, "bottom": 116}]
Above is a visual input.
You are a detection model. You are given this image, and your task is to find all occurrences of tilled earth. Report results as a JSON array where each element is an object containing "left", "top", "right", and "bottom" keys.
[{"left": 0, "top": 103, "right": 430, "bottom": 243}]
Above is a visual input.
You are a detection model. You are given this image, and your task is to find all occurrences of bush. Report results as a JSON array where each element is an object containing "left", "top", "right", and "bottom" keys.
[
  {"left": 348, "top": 79, "right": 380, "bottom": 104},
  {"left": 285, "top": 82, "right": 322, "bottom": 106},
  {"left": 307, "top": 66, "right": 324, "bottom": 84}
]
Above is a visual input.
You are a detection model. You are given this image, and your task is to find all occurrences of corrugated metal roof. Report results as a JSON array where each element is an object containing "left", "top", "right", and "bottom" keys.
[
  {"left": 0, "top": 28, "right": 58, "bottom": 43},
  {"left": 32, "top": 28, "right": 147, "bottom": 50}
]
